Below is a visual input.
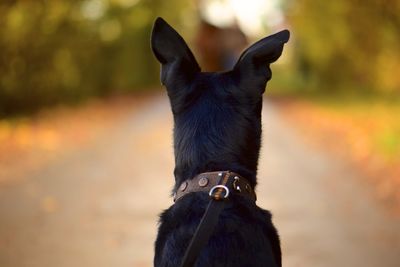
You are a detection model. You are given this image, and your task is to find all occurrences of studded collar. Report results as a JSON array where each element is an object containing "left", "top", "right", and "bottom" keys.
[{"left": 173, "top": 171, "right": 256, "bottom": 202}]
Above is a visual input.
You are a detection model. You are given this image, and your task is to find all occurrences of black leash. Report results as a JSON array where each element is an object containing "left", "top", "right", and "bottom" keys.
[{"left": 179, "top": 173, "right": 231, "bottom": 267}]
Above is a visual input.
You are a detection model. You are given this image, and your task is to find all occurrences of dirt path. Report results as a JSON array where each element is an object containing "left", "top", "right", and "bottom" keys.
[{"left": 0, "top": 94, "right": 399, "bottom": 267}]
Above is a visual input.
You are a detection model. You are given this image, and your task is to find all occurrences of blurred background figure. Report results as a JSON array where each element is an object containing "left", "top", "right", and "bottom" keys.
[
  {"left": 0, "top": 0, "right": 400, "bottom": 267},
  {"left": 194, "top": 18, "right": 248, "bottom": 71}
]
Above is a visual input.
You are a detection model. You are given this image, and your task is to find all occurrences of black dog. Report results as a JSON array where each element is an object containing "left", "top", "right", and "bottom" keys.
[{"left": 151, "top": 17, "right": 289, "bottom": 267}]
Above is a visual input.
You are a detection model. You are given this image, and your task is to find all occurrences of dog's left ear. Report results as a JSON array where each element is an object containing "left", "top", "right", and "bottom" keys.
[
  {"left": 232, "top": 30, "right": 290, "bottom": 95},
  {"left": 151, "top": 17, "right": 200, "bottom": 87}
]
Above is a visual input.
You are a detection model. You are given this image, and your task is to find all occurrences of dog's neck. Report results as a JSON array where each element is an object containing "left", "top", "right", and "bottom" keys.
[{"left": 171, "top": 75, "right": 263, "bottom": 190}]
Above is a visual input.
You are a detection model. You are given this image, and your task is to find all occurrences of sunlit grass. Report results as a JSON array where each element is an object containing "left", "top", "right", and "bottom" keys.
[
  {"left": 305, "top": 94, "right": 400, "bottom": 162},
  {"left": 269, "top": 69, "right": 400, "bottom": 164}
]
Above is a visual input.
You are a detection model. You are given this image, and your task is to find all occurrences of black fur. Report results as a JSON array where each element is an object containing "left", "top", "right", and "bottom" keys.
[{"left": 151, "top": 17, "right": 289, "bottom": 267}]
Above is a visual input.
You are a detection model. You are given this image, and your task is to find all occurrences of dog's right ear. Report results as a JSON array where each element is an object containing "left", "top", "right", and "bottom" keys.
[
  {"left": 232, "top": 30, "right": 290, "bottom": 96},
  {"left": 151, "top": 17, "right": 200, "bottom": 87}
]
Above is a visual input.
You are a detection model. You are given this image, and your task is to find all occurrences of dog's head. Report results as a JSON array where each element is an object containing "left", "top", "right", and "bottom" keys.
[{"left": 151, "top": 17, "right": 289, "bottom": 185}]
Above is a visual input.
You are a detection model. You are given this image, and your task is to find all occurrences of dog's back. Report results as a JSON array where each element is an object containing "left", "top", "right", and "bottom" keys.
[{"left": 151, "top": 17, "right": 289, "bottom": 267}]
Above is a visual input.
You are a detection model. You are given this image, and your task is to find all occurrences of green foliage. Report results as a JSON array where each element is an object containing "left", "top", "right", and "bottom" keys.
[
  {"left": 284, "top": 0, "right": 400, "bottom": 94},
  {"left": 0, "top": 0, "right": 192, "bottom": 116}
]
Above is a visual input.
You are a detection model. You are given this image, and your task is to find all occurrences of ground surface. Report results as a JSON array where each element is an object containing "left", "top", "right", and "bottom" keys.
[
  {"left": 0, "top": 94, "right": 399, "bottom": 267},
  {"left": 275, "top": 97, "right": 400, "bottom": 212}
]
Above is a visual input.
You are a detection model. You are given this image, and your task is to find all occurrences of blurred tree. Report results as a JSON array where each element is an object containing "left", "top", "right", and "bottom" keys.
[
  {"left": 285, "top": 0, "right": 400, "bottom": 93},
  {"left": 0, "top": 0, "right": 193, "bottom": 116}
]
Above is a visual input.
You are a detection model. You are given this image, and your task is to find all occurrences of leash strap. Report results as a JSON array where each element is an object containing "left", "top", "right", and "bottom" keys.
[
  {"left": 179, "top": 198, "right": 225, "bottom": 267},
  {"left": 179, "top": 172, "right": 231, "bottom": 267}
]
